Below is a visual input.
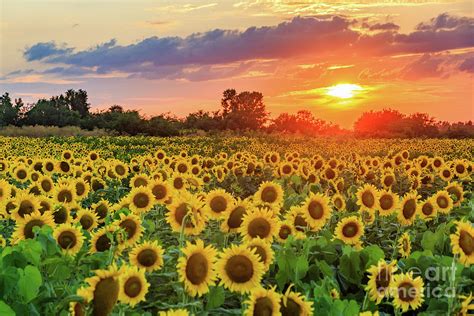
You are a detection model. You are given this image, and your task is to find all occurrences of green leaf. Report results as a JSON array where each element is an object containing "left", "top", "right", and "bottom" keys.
[
  {"left": 206, "top": 286, "right": 225, "bottom": 310},
  {"left": 18, "top": 265, "right": 42, "bottom": 303},
  {"left": 0, "top": 300, "right": 15, "bottom": 316},
  {"left": 294, "top": 256, "right": 309, "bottom": 280}
]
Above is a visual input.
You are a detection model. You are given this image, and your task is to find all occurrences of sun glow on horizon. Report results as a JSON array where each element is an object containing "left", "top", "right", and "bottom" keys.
[{"left": 326, "top": 84, "right": 364, "bottom": 99}]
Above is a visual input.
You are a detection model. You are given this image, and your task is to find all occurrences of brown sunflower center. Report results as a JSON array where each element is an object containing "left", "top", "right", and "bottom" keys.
[
  {"left": 456, "top": 164, "right": 465, "bottom": 174},
  {"left": 58, "top": 189, "right": 73, "bottom": 203},
  {"left": 151, "top": 184, "right": 167, "bottom": 200},
  {"left": 402, "top": 199, "right": 417, "bottom": 219},
  {"left": 422, "top": 203, "right": 434, "bottom": 216},
  {"left": 41, "top": 179, "right": 52, "bottom": 192},
  {"left": 281, "top": 298, "right": 301, "bottom": 316},
  {"left": 250, "top": 245, "right": 267, "bottom": 264},
  {"left": 115, "top": 165, "right": 126, "bottom": 176},
  {"left": 227, "top": 206, "right": 246, "bottom": 229},
  {"left": 53, "top": 207, "right": 68, "bottom": 224},
  {"left": 17, "top": 169, "right": 27, "bottom": 179},
  {"left": 59, "top": 161, "right": 70, "bottom": 173},
  {"left": 379, "top": 195, "right": 393, "bottom": 210},
  {"left": 459, "top": 230, "right": 473, "bottom": 255},
  {"left": 133, "top": 193, "right": 150, "bottom": 209},
  {"left": 76, "top": 182, "right": 86, "bottom": 196},
  {"left": 210, "top": 196, "right": 227, "bottom": 213},
  {"left": 436, "top": 196, "right": 448, "bottom": 209},
  {"left": 282, "top": 165, "right": 292, "bottom": 174},
  {"left": 124, "top": 276, "right": 142, "bottom": 298},
  {"left": 362, "top": 191, "right": 375, "bottom": 208},
  {"left": 334, "top": 198, "right": 343, "bottom": 209},
  {"left": 294, "top": 215, "right": 308, "bottom": 232},
  {"left": 92, "top": 277, "right": 119, "bottom": 316},
  {"left": 173, "top": 177, "right": 184, "bottom": 189},
  {"left": 398, "top": 282, "right": 416, "bottom": 302},
  {"left": 120, "top": 219, "right": 137, "bottom": 239},
  {"left": 225, "top": 255, "right": 254, "bottom": 283},
  {"left": 19, "top": 200, "right": 35, "bottom": 217},
  {"left": 24, "top": 219, "right": 45, "bottom": 239},
  {"left": 248, "top": 218, "right": 271, "bottom": 239},
  {"left": 307, "top": 200, "right": 324, "bottom": 219},
  {"left": 95, "top": 234, "right": 112, "bottom": 252},
  {"left": 58, "top": 231, "right": 77, "bottom": 249},
  {"left": 375, "top": 268, "right": 391, "bottom": 292},
  {"left": 325, "top": 168, "right": 336, "bottom": 180},
  {"left": 175, "top": 204, "right": 193, "bottom": 228},
  {"left": 177, "top": 163, "right": 188, "bottom": 173},
  {"left": 133, "top": 178, "right": 148, "bottom": 188},
  {"left": 261, "top": 187, "right": 278, "bottom": 204},
  {"left": 185, "top": 252, "right": 208, "bottom": 285},
  {"left": 447, "top": 187, "right": 461, "bottom": 202},
  {"left": 384, "top": 176, "right": 394, "bottom": 187},
  {"left": 137, "top": 249, "right": 158, "bottom": 267},
  {"left": 279, "top": 225, "right": 291, "bottom": 240},
  {"left": 342, "top": 222, "right": 359, "bottom": 238},
  {"left": 254, "top": 297, "right": 274, "bottom": 316},
  {"left": 80, "top": 215, "right": 94, "bottom": 230}
]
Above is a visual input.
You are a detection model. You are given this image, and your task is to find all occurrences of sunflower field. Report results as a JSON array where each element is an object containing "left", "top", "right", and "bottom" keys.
[{"left": 0, "top": 135, "right": 472, "bottom": 316}]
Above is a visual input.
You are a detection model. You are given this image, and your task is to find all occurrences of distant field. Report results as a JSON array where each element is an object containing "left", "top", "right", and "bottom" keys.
[{"left": 0, "top": 136, "right": 472, "bottom": 315}]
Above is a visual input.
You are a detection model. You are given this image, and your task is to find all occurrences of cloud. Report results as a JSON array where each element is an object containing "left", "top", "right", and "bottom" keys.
[
  {"left": 23, "top": 42, "right": 74, "bottom": 61},
  {"left": 401, "top": 54, "right": 445, "bottom": 80},
  {"left": 362, "top": 22, "right": 400, "bottom": 31},
  {"left": 459, "top": 57, "right": 474, "bottom": 73},
  {"left": 19, "top": 13, "right": 474, "bottom": 81}
]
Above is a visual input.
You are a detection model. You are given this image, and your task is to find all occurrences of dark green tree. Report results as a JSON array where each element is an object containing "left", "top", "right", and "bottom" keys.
[
  {"left": 0, "top": 93, "right": 23, "bottom": 126},
  {"left": 220, "top": 89, "right": 268, "bottom": 130}
]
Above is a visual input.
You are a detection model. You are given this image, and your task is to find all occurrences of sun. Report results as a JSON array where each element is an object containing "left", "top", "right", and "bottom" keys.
[{"left": 326, "top": 84, "right": 363, "bottom": 99}]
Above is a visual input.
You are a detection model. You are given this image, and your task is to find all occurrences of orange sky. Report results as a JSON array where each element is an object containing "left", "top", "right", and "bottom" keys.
[{"left": 1, "top": 0, "right": 473, "bottom": 128}]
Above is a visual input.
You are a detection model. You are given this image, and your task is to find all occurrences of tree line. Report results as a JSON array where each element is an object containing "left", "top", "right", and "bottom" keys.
[{"left": 1, "top": 89, "right": 472, "bottom": 138}]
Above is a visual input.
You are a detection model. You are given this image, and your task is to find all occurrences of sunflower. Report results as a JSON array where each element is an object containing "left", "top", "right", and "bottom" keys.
[
  {"left": 445, "top": 182, "right": 464, "bottom": 207},
  {"left": 378, "top": 190, "right": 398, "bottom": 217},
  {"left": 216, "top": 244, "right": 264, "bottom": 293},
  {"left": 220, "top": 199, "right": 249, "bottom": 233},
  {"left": 334, "top": 216, "right": 365, "bottom": 246},
  {"left": 11, "top": 191, "right": 41, "bottom": 221},
  {"left": 74, "top": 208, "right": 99, "bottom": 231},
  {"left": 418, "top": 198, "right": 437, "bottom": 221},
  {"left": 450, "top": 220, "right": 474, "bottom": 266},
  {"left": 148, "top": 179, "right": 171, "bottom": 204},
  {"left": 244, "top": 238, "right": 274, "bottom": 271},
  {"left": 381, "top": 172, "right": 396, "bottom": 189},
  {"left": 76, "top": 265, "right": 120, "bottom": 316},
  {"left": 158, "top": 309, "right": 190, "bottom": 316},
  {"left": 177, "top": 239, "right": 218, "bottom": 297},
  {"left": 398, "top": 232, "right": 411, "bottom": 258},
  {"left": 433, "top": 190, "right": 453, "bottom": 214},
  {"left": 53, "top": 183, "right": 76, "bottom": 206},
  {"left": 127, "top": 187, "right": 154, "bottom": 214},
  {"left": 301, "top": 193, "right": 331, "bottom": 231},
  {"left": 11, "top": 211, "right": 55, "bottom": 242},
  {"left": 330, "top": 288, "right": 340, "bottom": 300},
  {"left": 365, "top": 260, "right": 398, "bottom": 304},
  {"left": 68, "top": 301, "right": 85, "bottom": 316},
  {"left": 204, "top": 189, "right": 233, "bottom": 219},
  {"left": 254, "top": 181, "right": 284, "bottom": 207},
  {"left": 130, "top": 174, "right": 150, "bottom": 188},
  {"left": 129, "top": 240, "right": 164, "bottom": 272},
  {"left": 391, "top": 272, "right": 424, "bottom": 312},
  {"left": 239, "top": 208, "right": 278, "bottom": 242},
  {"left": 286, "top": 206, "right": 310, "bottom": 234},
  {"left": 356, "top": 184, "right": 379, "bottom": 212},
  {"left": 244, "top": 287, "right": 281, "bottom": 316},
  {"left": 13, "top": 165, "right": 29, "bottom": 183},
  {"left": 118, "top": 265, "right": 149, "bottom": 307},
  {"left": 397, "top": 192, "right": 419, "bottom": 226},
  {"left": 276, "top": 220, "right": 296, "bottom": 243},
  {"left": 37, "top": 175, "right": 54, "bottom": 195},
  {"left": 453, "top": 160, "right": 469, "bottom": 179},
  {"left": 0, "top": 236, "right": 6, "bottom": 247},
  {"left": 53, "top": 223, "right": 84, "bottom": 255},
  {"left": 166, "top": 192, "right": 206, "bottom": 236},
  {"left": 439, "top": 166, "right": 454, "bottom": 182},
  {"left": 280, "top": 286, "right": 314, "bottom": 316},
  {"left": 170, "top": 175, "right": 187, "bottom": 191},
  {"left": 113, "top": 162, "right": 129, "bottom": 179},
  {"left": 90, "top": 226, "right": 116, "bottom": 253},
  {"left": 116, "top": 213, "right": 143, "bottom": 247},
  {"left": 73, "top": 178, "right": 90, "bottom": 199},
  {"left": 332, "top": 193, "right": 346, "bottom": 212},
  {"left": 458, "top": 293, "right": 474, "bottom": 316},
  {"left": 0, "top": 179, "right": 12, "bottom": 203}
]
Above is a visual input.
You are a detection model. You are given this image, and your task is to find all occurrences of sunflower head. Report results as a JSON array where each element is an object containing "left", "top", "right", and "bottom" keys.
[
  {"left": 244, "top": 287, "right": 281, "bottom": 316},
  {"left": 53, "top": 223, "right": 84, "bottom": 255},
  {"left": 129, "top": 240, "right": 164, "bottom": 272},
  {"left": 391, "top": 272, "right": 425, "bottom": 312},
  {"left": 335, "top": 216, "right": 365, "bottom": 246},
  {"left": 118, "top": 265, "right": 150, "bottom": 307},
  {"left": 450, "top": 221, "right": 474, "bottom": 266},
  {"left": 365, "top": 259, "right": 398, "bottom": 304},
  {"left": 255, "top": 182, "right": 284, "bottom": 206}
]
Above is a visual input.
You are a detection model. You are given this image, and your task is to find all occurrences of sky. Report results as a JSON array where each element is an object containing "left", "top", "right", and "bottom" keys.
[{"left": 0, "top": 0, "right": 473, "bottom": 128}]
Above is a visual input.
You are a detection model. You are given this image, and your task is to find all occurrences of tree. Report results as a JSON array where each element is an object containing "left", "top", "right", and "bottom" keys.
[
  {"left": 65, "top": 89, "right": 90, "bottom": 117},
  {"left": 220, "top": 89, "right": 268, "bottom": 130},
  {"left": 0, "top": 93, "right": 23, "bottom": 126},
  {"left": 184, "top": 110, "right": 223, "bottom": 131}
]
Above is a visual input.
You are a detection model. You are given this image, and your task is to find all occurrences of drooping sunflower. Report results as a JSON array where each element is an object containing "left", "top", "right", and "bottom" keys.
[
  {"left": 11, "top": 211, "right": 55, "bottom": 243},
  {"left": 391, "top": 272, "right": 424, "bottom": 312},
  {"left": 450, "top": 220, "right": 474, "bottom": 266},
  {"left": 332, "top": 193, "right": 346, "bottom": 212},
  {"left": 177, "top": 239, "right": 218, "bottom": 297},
  {"left": 73, "top": 178, "right": 90, "bottom": 200},
  {"left": 76, "top": 265, "right": 121, "bottom": 316},
  {"left": 166, "top": 192, "right": 206, "bottom": 236},
  {"left": 356, "top": 184, "right": 379, "bottom": 212},
  {"left": 378, "top": 190, "right": 398, "bottom": 217},
  {"left": 244, "top": 238, "right": 274, "bottom": 271},
  {"left": 216, "top": 244, "right": 264, "bottom": 293},
  {"left": 127, "top": 187, "right": 154, "bottom": 214},
  {"left": 115, "top": 213, "right": 143, "bottom": 248},
  {"left": 365, "top": 259, "right": 398, "bottom": 304},
  {"left": 254, "top": 181, "right": 284, "bottom": 207},
  {"left": 433, "top": 190, "right": 453, "bottom": 214},
  {"left": 418, "top": 198, "right": 437, "bottom": 221},
  {"left": 129, "top": 240, "right": 165, "bottom": 272},
  {"left": 90, "top": 226, "right": 116, "bottom": 253},
  {"left": 398, "top": 232, "right": 411, "bottom": 258},
  {"left": 53, "top": 223, "right": 84, "bottom": 255},
  {"left": 301, "top": 193, "right": 332, "bottom": 231},
  {"left": 11, "top": 191, "right": 41, "bottom": 221},
  {"left": 239, "top": 208, "right": 278, "bottom": 242},
  {"left": 74, "top": 208, "right": 99, "bottom": 231},
  {"left": 243, "top": 286, "right": 281, "bottom": 316},
  {"left": 118, "top": 265, "right": 149, "bottom": 307},
  {"left": 458, "top": 293, "right": 474, "bottom": 316},
  {"left": 220, "top": 199, "right": 249, "bottom": 233},
  {"left": 397, "top": 192, "right": 419, "bottom": 226},
  {"left": 286, "top": 206, "right": 310, "bottom": 235},
  {"left": 334, "top": 216, "right": 365, "bottom": 246},
  {"left": 280, "top": 285, "right": 314, "bottom": 316},
  {"left": 148, "top": 179, "right": 171, "bottom": 204},
  {"left": 204, "top": 189, "right": 233, "bottom": 219},
  {"left": 445, "top": 182, "right": 464, "bottom": 207}
]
